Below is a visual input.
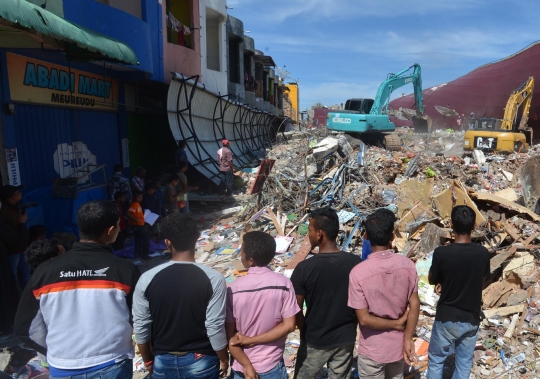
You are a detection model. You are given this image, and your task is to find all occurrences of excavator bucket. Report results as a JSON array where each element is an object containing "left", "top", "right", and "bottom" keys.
[
  {"left": 522, "top": 156, "right": 540, "bottom": 214},
  {"left": 412, "top": 115, "right": 431, "bottom": 133}
]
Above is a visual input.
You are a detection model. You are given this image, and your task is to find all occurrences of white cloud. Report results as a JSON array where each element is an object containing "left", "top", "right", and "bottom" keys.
[{"left": 229, "top": 0, "right": 486, "bottom": 24}]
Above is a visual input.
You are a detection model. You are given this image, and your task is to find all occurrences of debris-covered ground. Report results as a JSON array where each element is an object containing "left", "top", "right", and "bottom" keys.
[
  {"left": 5, "top": 128, "right": 540, "bottom": 379},
  {"left": 148, "top": 127, "right": 540, "bottom": 379}
]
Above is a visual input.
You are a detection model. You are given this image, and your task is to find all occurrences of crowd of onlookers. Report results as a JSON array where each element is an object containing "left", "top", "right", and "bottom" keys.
[
  {"left": 0, "top": 138, "right": 489, "bottom": 379},
  {"left": 1, "top": 190, "right": 489, "bottom": 379}
]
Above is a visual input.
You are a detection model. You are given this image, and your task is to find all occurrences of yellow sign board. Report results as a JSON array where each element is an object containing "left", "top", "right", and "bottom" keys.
[{"left": 6, "top": 53, "right": 118, "bottom": 110}]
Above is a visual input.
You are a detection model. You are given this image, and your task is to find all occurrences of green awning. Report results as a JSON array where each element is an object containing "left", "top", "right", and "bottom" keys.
[{"left": 0, "top": 0, "right": 139, "bottom": 65}]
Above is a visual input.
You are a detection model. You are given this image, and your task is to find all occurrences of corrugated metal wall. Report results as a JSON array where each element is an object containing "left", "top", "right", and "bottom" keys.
[{"left": 13, "top": 103, "right": 120, "bottom": 191}]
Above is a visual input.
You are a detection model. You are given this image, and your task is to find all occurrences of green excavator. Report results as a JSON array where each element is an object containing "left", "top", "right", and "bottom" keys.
[{"left": 326, "top": 63, "right": 430, "bottom": 150}]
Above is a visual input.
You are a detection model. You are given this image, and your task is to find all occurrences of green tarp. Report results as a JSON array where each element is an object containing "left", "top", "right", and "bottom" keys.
[{"left": 0, "top": 0, "right": 138, "bottom": 65}]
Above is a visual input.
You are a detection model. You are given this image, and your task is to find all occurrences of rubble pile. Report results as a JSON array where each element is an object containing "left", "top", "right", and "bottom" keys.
[{"left": 137, "top": 129, "right": 540, "bottom": 378}]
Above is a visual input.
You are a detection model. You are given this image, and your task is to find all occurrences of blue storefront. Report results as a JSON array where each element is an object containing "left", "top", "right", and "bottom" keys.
[{"left": 0, "top": 0, "right": 160, "bottom": 234}]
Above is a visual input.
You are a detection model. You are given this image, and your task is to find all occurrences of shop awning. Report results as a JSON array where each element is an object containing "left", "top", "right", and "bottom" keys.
[{"left": 0, "top": 0, "right": 138, "bottom": 65}]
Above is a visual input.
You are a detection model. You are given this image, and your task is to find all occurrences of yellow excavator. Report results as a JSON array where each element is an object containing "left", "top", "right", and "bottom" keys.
[{"left": 464, "top": 76, "right": 534, "bottom": 153}]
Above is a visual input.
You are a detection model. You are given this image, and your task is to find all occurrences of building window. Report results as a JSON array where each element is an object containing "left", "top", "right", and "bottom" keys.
[
  {"left": 166, "top": 0, "right": 193, "bottom": 49},
  {"left": 206, "top": 8, "right": 221, "bottom": 72},
  {"left": 228, "top": 38, "right": 241, "bottom": 84}
]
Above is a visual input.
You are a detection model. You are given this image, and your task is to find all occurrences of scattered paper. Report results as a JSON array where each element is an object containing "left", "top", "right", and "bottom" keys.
[{"left": 275, "top": 236, "right": 294, "bottom": 254}]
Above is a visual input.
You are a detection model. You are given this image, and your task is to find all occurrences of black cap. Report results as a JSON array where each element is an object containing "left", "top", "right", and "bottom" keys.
[{"left": 2, "top": 184, "right": 23, "bottom": 199}]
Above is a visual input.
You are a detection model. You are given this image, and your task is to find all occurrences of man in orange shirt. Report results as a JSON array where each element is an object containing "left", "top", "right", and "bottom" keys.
[{"left": 127, "top": 191, "right": 150, "bottom": 260}]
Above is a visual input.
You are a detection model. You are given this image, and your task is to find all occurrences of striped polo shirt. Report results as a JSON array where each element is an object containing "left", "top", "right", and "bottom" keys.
[{"left": 226, "top": 266, "right": 300, "bottom": 373}]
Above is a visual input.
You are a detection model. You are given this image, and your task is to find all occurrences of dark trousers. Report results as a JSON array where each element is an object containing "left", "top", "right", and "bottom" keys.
[
  {"left": 133, "top": 225, "right": 150, "bottom": 257},
  {"left": 219, "top": 170, "right": 233, "bottom": 196},
  {"left": 112, "top": 230, "right": 126, "bottom": 251}
]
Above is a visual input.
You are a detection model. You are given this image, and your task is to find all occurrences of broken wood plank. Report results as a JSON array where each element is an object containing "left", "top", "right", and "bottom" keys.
[
  {"left": 503, "top": 222, "right": 521, "bottom": 242},
  {"left": 522, "top": 232, "right": 540, "bottom": 246},
  {"left": 490, "top": 246, "right": 517, "bottom": 274},
  {"left": 517, "top": 288, "right": 532, "bottom": 335},
  {"left": 523, "top": 328, "right": 540, "bottom": 336},
  {"left": 266, "top": 207, "right": 284, "bottom": 236},
  {"left": 504, "top": 313, "right": 519, "bottom": 338},
  {"left": 484, "top": 304, "right": 524, "bottom": 319}
]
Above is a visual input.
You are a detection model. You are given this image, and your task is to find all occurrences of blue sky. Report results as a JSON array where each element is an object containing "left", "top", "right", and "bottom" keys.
[{"left": 227, "top": 0, "right": 540, "bottom": 111}]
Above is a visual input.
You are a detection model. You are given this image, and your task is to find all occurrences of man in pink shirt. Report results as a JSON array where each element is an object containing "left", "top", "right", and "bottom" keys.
[
  {"left": 348, "top": 209, "right": 420, "bottom": 379},
  {"left": 226, "top": 231, "right": 299, "bottom": 379},
  {"left": 217, "top": 139, "right": 235, "bottom": 197}
]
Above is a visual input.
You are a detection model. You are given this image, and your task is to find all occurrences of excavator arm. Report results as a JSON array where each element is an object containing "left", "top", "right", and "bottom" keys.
[
  {"left": 369, "top": 63, "right": 424, "bottom": 116},
  {"left": 501, "top": 76, "right": 534, "bottom": 131}
]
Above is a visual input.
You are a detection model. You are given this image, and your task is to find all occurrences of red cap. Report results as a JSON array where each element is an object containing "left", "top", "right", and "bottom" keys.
[{"left": 222, "top": 139, "right": 230, "bottom": 146}]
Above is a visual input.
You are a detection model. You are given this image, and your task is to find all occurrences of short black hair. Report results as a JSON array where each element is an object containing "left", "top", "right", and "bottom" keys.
[
  {"left": 178, "top": 140, "right": 187, "bottom": 148},
  {"left": 114, "top": 164, "right": 122, "bottom": 172},
  {"left": 144, "top": 182, "right": 155, "bottom": 191},
  {"left": 25, "top": 238, "right": 61, "bottom": 271},
  {"left": 29, "top": 224, "right": 47, "bottom": 243},
  {"left": 114, "top": 191, "right": 126, "bottom": 201},
  {"left": 365, "top": 208, "right": 396, "bottom": 247},
  {"left": 133, "top": 191, "right": 143, "bottom": 199},
  {"left": 178, "top": 161, "right": 187, "bottom": 170},
  {"left": 162, "top": 212, "right": 199, "bottom": 252},
  {"left": 136, "top": 167, "right": 146, "bottom": 174},
  {"left": 76, "top": 200, "right": 120, "bottom": 240},
  {"left": 167, "top": 175, "right": 179, "bottom": 184},
  {"left": 310, "top": 207, "right": 339, "bottom": 240},
  {"left": 451, "top": 205, "right": 476, "bottom": 235},
  {"left": 243, "top": 231, "right": 276, "bottom": 266},
  {"left": 153, "top": 178, "right": 162, "bottom": 185}
]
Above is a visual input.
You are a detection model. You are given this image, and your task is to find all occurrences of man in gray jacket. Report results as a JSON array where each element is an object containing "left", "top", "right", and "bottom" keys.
[{"left": 133, "top": 212, "right": 228, "bottom": 378}]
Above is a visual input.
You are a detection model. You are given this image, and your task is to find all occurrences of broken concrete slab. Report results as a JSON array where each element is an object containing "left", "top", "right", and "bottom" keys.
[
  {"left": 507, "top": 289, "right": 529, "bottom": 306},
  {"left": 313, "top": 137, "right": 340, "bottom": 161}
]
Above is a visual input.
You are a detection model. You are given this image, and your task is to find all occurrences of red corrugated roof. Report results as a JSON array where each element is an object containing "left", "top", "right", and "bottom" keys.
[{"left": 390, "top": 41, "right": 540, "bottom": 137}]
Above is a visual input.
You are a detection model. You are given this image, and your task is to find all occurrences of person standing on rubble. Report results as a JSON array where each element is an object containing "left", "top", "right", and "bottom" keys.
[
  {"left": 217, "top": 139, "right": 235, "bottom": 197},
  {"left": 427, "top": 205, "right": 490, "bottom": 379},
  {"left": 468, "top": 112, "right": 475, "bottom": 130},
  {"left": 133, "top": 213, "right": 229, "bottom": 378},
  {"left": 291, "top": 207, "right": 361, "bottom": 379},
  {"left": 348, "top": 208, "right": 420, "bottom": 379}
]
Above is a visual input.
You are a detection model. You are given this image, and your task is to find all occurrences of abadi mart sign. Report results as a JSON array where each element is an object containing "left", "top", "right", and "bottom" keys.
[{"left": 6, "top": 53, "right": 118, "bottom": 110}]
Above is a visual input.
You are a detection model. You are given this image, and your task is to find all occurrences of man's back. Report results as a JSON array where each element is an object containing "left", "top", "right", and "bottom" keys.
[
  {"left": 217, "top": 147, "right": 232, "bottom": 172},
  {"left": 133, "top": 261, "right": 227, "bottom": 355},
  {"left": 227, "top": 267, "right": 299, "bottom": 373},
  {"left": 15, "top": 242, "right": 140, "bottom": 369},
  {"left": 348, "top": 251, "right": 418, "bottom": 363},
  {"left": 430, "top": 243, "right": 490, "bottom": 324},
  {"left": 291, "top": 252, "right": 361, "bottom": 348}
]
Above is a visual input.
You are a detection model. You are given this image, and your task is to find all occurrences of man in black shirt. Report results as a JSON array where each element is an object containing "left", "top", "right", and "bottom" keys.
[
  {"left": 427, "top": 205, "right": 490, "bottom": 379},
  {"left": 133, "top": 213, "right": 228, "bottom": 378},
  {"left": 291, "top": 207, "right": 361, "bottom": 379}
]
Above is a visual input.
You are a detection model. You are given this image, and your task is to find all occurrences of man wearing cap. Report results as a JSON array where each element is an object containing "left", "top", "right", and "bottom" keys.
[
  {"left": 217, "top": 140, "right": 235, "bottom": 197},
  {"left": 0, "top": 185, "right": 30, "bottom": 289}
]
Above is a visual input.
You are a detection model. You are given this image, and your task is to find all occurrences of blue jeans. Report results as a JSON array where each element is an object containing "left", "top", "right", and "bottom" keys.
[
  {"left": 219, "top": 171, "right": 233, "bottom": 196},
  {"left": 231, "top": 360, "right": 287, "bottom": 379},
  {"left": 427, "top": 321, "right": 479, "bottom": 379},
  {"left": 49, "top": 359, "right": 133, "bottom": 379},
  {"left": 8, "top": 252, "right": 31, "bottom": 290},
  {"left": 153, "top": 353, "right": 219, "bottom": 379}
]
